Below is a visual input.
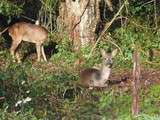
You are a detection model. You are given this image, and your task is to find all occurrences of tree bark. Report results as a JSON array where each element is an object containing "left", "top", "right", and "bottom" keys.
[{"left": 57, "top": 0, "right": 113, "bottom": 50}]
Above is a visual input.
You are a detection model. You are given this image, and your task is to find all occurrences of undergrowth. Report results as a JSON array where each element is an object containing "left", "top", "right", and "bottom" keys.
[
  {"left": 0, "top": 12, "right": 160, "bottom": 119},
  {"left": 0, "top": 34, "right": 160, "bottom": 119}
]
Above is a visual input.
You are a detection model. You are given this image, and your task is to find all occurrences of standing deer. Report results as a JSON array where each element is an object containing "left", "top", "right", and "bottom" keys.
[
  {"left": 79, "top": 49, "right": 118, "bottom": 89},
  {"left": 8, "top": 22, "right": 48, "bottom": 63}
]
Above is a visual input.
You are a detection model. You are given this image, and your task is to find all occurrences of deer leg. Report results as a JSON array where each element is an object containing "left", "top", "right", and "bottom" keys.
[
  {"left": 36, "top": 44, "right": 41, "bottom": 62},
  {"left": 15, "top": 52, "right": 21, "bottom": 63},
  {"left": 41, "top": 45, "right": 47, "bottom": 62},
  {"left": 89, "top": 86, "right": 93, "bottom": 90},
  {"left": 10, "top": 39, "right": 21, "bottom": 62}
]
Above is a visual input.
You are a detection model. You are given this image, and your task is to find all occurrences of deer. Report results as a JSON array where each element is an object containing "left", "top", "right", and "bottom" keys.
[
  {"left": 79, "top": 49, "right": 118, "bottom": 89},
  {"left": 7, "top": 21, "right": 48, "bottom": 63}
]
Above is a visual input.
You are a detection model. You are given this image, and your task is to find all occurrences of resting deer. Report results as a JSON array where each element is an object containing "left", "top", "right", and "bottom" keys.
[
  {"left": 8, "top": 22, "right": 48, "bottom": 63},
  {"left": 79, "top": 49, "right": 118, "bottom": 89}
]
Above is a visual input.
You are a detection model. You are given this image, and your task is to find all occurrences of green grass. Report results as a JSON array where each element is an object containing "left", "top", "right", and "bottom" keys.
[
  {"left": 0, "top": 38, "right": 160, "bottom": 119},
  {"left": 0, "top": 52, "right": 160, "bottom": 120}
]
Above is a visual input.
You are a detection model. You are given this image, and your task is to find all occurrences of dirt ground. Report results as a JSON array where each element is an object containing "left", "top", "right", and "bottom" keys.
[{"left": 109, "top": 68, "right": 160, "bottom": 90}]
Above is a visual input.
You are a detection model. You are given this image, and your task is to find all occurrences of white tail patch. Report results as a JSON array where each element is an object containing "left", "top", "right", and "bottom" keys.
[{"left": 35, "top": 20, "right": 40, "bottom": 25}]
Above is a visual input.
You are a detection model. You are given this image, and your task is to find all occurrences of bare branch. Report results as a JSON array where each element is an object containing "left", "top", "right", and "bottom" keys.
[
  {"left": 141, "top": 0, "right": 154, "bottom": 7},
  {"left": 0, "top": 27, "right": 9, "bottom": 36},
  {"left": 88, "top": 0, "right": 128, "bottom": 58},
  {"left": 154, "top": 0, "right": 157, "bottom": 29}
]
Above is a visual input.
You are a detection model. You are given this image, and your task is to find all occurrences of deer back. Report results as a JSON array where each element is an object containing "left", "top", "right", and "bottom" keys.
[{"left": 8, "top": 22, "right": 48, "bottom": 44}]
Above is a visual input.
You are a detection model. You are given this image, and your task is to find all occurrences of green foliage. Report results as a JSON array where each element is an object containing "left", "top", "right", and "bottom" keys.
[
  {"left": 0, "top": 109, "right": 38, "bottom": 120},
  {"left": 0, "top": 0, "right": 22, "bottom": 16},
  {"left": 39, "top": 0, "right": 59, "bottom": 31},
  {"left": 42, "top": 0, "right": 58, "bottom": 10},
  {"left": 130, "top": 0, "right": 155, "bottom": 18},
  {"left": 51, "top": 35, "right": 78, "bottom": 66},
  {"left": 140, "top": 85, "right": 160, "bottom": 115},
  {"left": 117, "top": 114, "right": 160, "bottom": 120},
  {"left": 0, "top": 0, "right": 160, "bottom": 119},
  {"left": 99, "top": 90, "right": 132, "bottom": 119},
  {"left": 0, "top": 57, "right": 160, "bottom": 119},
  {"left": 98, "top": 86, "right": 160, "bottom": 120},
  {"left": 51, "top": 35, "right": 102, "bottom": 69},
  {"left": 113, "top": 19, "right": 160, "bottom": 61},
  {"left": 0, "top": 0, "right": 22, "bottom": 24}
]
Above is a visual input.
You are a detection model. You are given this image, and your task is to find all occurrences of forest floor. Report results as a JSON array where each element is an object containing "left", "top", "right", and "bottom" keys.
[
  {"left": 110, "top": 68, "right": 160, "bottom": 90},
  {"left": 0, "top": 51, "right": 160, "bottom": 119},
  {"left": 1, "top": 51, "right": 160, "bottom": 90}
]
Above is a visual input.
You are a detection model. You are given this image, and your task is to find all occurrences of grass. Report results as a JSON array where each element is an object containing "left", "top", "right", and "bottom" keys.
[{"left": 0, "top": 47, "right": 160, "bottom": 120}]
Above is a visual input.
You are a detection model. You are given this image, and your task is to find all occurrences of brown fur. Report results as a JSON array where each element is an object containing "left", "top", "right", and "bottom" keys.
[
  {"left": 8, "top": 22, "right": 48, "bottom": 62},
  {"left": 79, "top": 49, "right": 118, "bottom": 88},
  {"left": 80, "top": 68, "right": 100, "bottom": 87}
]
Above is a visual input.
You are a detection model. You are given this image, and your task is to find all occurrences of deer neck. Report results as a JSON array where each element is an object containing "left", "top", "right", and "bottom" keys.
[{"left": 100, "top": 64, "right": 111, "bottom": 84}]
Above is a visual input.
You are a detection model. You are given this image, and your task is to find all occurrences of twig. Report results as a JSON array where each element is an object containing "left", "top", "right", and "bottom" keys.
[
  {"left": 39, "top": 0, "right": 51, "bottom": 11},
  {"left": 21, "top": 15, "right": 36, "bottom": 22},
  {"left": 119, "top": 0, "right": 123, "bottom": 26},
  {"left": 114, "top": 16, "right": 156, "bottom": 30},
  {"left": 139, "top": 48, "right": 160, "bottom": 65},
  {"left": 154, "top": 0, "right": 157, "bottom": 29},
  {"left": 39, "top": 0, "right": 57, "bottom": 14},
  {"left": 0, "top": 27, "right": 9, "bottom": 36},
  {"left": 141, "top": 0, "right": 154, "bottom": 7},
  {"left": 115, "top": 16, "right": 128, "bottom": 21},
  {"left": 131, "top": 20, "right": 156, "bottom": 30},
  {"left": 88, "top": 0, "right": 128, "bottom": 58},
  {"left": 105, "top": 35, "right": 124, "bottom": 58},
  {"left": 144, "top": 60, "right": 160, "bottom": 65}
]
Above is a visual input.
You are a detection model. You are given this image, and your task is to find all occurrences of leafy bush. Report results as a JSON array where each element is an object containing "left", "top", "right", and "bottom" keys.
[
  {"left": 0, "top": 0, "right": 160, "bottom": 119},
  {"left": 113, "top": 19, "right": 160, "bottom": 61},
  {"left": 0, "top": 109, "right": 38, "bottom": 120},
  {"left": 0, "top": 0, "right": 22, "bottom": 23}
]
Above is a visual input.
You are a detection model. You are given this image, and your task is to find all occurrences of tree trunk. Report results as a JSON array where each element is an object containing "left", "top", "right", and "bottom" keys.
[{"left": 57, "top": 0, "right": 113, "bottom": 50}]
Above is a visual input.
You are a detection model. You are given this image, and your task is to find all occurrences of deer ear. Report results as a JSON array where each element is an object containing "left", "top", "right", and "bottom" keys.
[
  {"left": 111, "top": 49, "right": 118, "bottom": 57},
  {"left": 100, "top": 49, "right": 106, "bottom": 57}
]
